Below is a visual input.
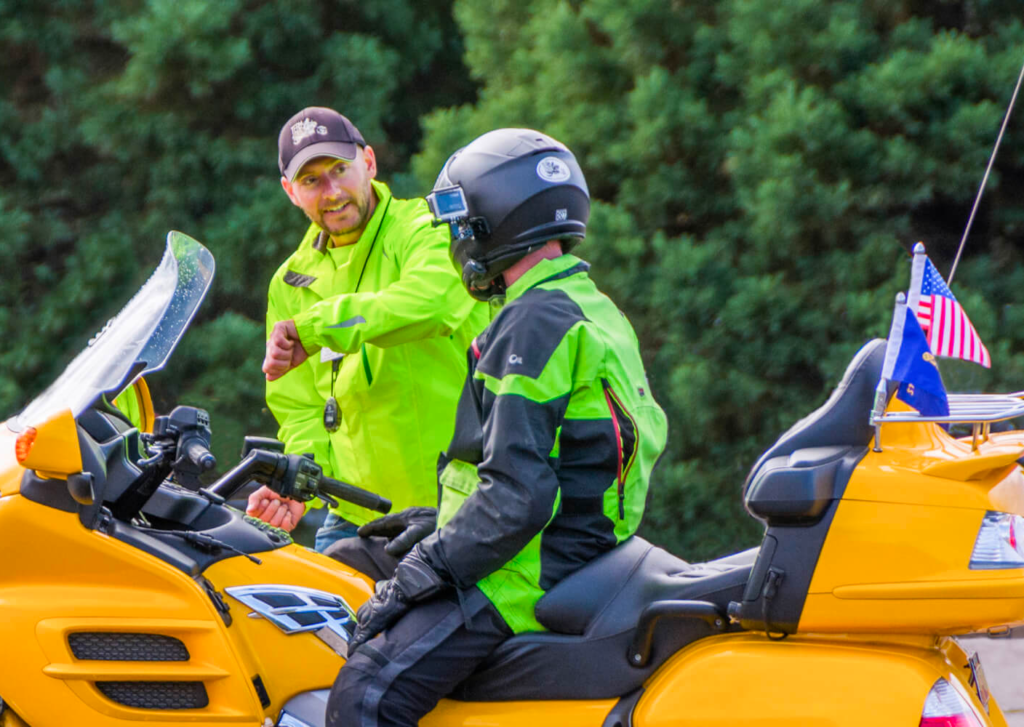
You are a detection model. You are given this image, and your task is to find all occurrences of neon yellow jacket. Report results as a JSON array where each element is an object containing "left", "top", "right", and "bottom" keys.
[{"left": 266, "top": 180, "right": 489, "bottom": 525}]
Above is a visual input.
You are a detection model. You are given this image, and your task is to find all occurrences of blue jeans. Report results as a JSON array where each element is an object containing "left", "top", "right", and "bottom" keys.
[{"left": 315, "top": 512, "right": 360, "bottom": 553}]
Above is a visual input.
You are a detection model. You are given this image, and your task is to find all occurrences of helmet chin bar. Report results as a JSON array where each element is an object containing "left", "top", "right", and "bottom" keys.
[
  {"left": 461, "top": 258, "right": 506, "bottom": 302},
  {"left": 459, "top": 239, "right": 553, "bottom": 302},
  {"left": 447, "top": 217, "right": 506, "bottom": 301}
]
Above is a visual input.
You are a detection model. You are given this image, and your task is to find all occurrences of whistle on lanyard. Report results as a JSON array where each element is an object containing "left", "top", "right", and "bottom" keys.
[
  {"left": 323, "top": 396, "right": 340, "bottom": 432},
  {"left": 322, "top": 352, "right": 344, "bottom": 433}
]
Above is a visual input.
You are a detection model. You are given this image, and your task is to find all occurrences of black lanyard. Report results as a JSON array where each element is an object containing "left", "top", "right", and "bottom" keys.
[{"left": 323, "top": 195, "right": 391, "bottom": 434}]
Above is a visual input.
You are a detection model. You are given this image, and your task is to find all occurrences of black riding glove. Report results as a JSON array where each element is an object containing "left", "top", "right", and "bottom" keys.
[
  {"left": 357, "top": 506, "right": 438, "bottom": 558},
  {"left": 347, "top": 547, "right": 447, "bottom": 656}
]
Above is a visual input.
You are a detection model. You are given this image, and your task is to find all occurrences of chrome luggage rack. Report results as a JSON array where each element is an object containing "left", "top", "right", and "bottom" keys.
[{"left": 872, "top": 392, "right": 1024, "bottom": 451}]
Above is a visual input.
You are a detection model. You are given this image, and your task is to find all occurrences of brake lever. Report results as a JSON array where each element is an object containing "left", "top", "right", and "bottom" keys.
[{"left": 317, "top": 490, "right": 340, "bottom": 509}]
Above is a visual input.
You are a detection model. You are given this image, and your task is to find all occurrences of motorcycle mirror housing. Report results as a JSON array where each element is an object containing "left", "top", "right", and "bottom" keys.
[
  {"left": 112, "top": 377, "right": 155, "bottom": 434},
  {"left": 15, "top": 408, "right": 82, "bottom": 478}
]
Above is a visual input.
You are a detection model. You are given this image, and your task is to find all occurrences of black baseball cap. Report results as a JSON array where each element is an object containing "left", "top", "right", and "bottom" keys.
[{"left": 278, "top": 107, "right": 367, "bottom": 181}]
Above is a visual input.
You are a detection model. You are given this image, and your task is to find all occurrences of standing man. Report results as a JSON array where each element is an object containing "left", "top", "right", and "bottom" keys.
[
  {"left": 253, "top": 107, "right": 488, "bottom": 551},
  {"left": 326, "top": 129, "right": 669, "bottom": 726}
]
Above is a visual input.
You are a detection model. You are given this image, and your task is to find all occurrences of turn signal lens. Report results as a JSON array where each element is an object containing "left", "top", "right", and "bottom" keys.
[
  {"left": 919, "top": 679, "right": 982, "bottom": 727},
  {"left": 970, "top": 511, "right": 1024, "bottom": 569},
  {"left": 15, "top": 427, "right": 38, "bottom": 463}
]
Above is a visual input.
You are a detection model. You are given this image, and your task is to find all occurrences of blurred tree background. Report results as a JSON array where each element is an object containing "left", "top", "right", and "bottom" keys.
[{"left": 3, "top": 0, "right": 1024, "bottom": 559}]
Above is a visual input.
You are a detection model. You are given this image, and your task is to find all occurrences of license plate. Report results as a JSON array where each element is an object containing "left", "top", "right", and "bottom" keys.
[{"left": 967, "top": 652, "right": 991, "bottom": 714}]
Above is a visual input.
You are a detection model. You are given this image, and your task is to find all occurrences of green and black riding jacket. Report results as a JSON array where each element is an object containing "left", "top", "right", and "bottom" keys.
[{"left": 416, "top": 254, "right": 669, "bottom": 632}]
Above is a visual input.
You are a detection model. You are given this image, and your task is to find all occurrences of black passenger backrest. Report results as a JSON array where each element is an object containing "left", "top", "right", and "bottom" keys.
[{"left": 743, "top": 338, "right": 887, "bottom": 497}]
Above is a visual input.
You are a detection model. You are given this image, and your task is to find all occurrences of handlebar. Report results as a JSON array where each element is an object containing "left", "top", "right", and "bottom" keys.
[
  {"left": 203, "top": 449, "right": 391, "bottom": 515},
  {"left": 182, "top": 438, "right": 216, "bottom": 472}
]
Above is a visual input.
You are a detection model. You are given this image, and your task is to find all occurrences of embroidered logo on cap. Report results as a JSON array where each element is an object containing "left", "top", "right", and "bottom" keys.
[
  {"left": 536, "top": 157, "right": 571, "bottom": 183},
  {"left": 555, "top": 208, "right": 568, "bottom": 221},
  {"left": 291, "top": 118, "right": 329, "bottom": 145}
]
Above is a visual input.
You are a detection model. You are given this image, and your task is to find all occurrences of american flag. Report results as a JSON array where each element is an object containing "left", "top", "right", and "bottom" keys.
[{"left": 913, "top": 257, "right": 990, "bottom": 368}]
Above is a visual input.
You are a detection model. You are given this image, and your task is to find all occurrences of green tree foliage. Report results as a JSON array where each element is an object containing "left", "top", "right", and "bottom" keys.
[
  {"left": 0, "top": 0, "right": 475, "bottom": 463},
  {"left": 412, "top": 0, "right": 1024, "bottom": 558}
]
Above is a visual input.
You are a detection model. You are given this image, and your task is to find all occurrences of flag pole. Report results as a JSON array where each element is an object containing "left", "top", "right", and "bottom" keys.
[
  {"left": 872, "top": 292, "right": 908, "bottom": 452},
  {"left": 906, "top": 242, "right": 927, "bottom": 314}
]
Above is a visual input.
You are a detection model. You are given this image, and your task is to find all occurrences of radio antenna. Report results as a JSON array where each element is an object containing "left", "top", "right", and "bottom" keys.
[{"left": 948, "top": 55, "right": 1024, "bottom": 285}]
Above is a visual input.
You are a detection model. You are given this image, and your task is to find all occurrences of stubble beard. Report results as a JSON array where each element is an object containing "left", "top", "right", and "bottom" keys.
[{"left": 317, "top": 191, "right": 370, "bottom": 240}]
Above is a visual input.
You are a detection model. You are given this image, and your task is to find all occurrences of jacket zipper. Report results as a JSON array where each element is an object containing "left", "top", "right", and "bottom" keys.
[{"left": 602, "top": 380, "right": 627, "bottom": 519}]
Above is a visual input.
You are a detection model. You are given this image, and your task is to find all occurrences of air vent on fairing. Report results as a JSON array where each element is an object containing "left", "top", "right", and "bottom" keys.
[{"left": 68, "top": 632, "right": 190, "bottom": 662}]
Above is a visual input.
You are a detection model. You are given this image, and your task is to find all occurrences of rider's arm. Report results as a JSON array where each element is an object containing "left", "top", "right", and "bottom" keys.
[
  {"left": 265, "top": 281, "right": 333, "bottom": 476},
  {"left": 291, "top": 210, "right": 479, "bottom": 355},
  {"left": 417, "top": 306, "right": 584, "bottom": 589}
]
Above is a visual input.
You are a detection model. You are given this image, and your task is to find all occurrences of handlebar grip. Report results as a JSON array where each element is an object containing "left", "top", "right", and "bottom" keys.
[
  {"left": 319, "top": 476, "right": 392, "bottom": 514},
  {"left": 183, "top": 439, "right": 217, "bottom": 472}
]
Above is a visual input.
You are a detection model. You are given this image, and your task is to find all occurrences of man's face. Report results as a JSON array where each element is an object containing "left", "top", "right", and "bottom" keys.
[{"left": 281, "top": 146, "right": 377, "bottom": 244}]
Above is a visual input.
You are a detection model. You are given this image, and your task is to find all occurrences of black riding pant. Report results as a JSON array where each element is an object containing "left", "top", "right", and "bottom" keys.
[
  {"left": 323, "top": 535, "right": 401, "bottom": 583},
  {"left": 326, "top": 587, "right": 511, "bottom": 727}
]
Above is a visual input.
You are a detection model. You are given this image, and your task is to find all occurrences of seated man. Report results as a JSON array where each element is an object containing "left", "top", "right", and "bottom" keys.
[{"left": 327, "top": 129, "right": 669, "bottom": 727}]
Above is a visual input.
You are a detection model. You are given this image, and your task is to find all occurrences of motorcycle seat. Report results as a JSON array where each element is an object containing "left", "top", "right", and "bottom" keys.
[{"left": 451, "top": 537, "right": 756, "bottom": 701}]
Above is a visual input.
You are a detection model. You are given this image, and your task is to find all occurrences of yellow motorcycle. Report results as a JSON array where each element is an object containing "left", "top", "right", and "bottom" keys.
[{"left": 0, "top": 232, "right": 1018, "bottom": 726}]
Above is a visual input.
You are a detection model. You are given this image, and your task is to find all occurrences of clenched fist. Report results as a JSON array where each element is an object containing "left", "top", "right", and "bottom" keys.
[{"left": 263, "top": 319, "right": 311, "bottom": 381}]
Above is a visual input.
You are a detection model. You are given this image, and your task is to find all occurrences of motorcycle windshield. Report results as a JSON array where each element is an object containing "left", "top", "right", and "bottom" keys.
[{"left": 12, "top": 231, "right": 215, "bottom": 431}]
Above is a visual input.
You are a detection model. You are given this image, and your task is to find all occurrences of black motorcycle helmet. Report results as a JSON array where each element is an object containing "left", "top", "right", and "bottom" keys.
[{"left": 427, "top": 128, "right": 590, "bottom": 301}]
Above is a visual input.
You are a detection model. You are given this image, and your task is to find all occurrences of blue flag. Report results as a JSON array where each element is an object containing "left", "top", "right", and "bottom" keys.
[{"left": 891, "top": 305, "right": 949, "bottom": 417}]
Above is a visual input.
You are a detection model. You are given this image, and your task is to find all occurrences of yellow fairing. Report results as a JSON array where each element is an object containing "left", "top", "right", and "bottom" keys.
[
  {"left": 801, "top": 418, "right": 1024, "bottom": 634},
  {"left": 633, "top": 633, "right": 1004, "bottom": 727},
  {"left": 202, "top": 546, "right": 374, "bottom": 714},
  {"left": 0, "top": 495, "right": 260, "bottom": 725}
]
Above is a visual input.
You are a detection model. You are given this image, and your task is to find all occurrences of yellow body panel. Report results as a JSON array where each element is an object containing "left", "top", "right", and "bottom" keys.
[
  {"left": 203, "top": 546, "right": 374, "bottom": 714},
  {"left": 0, "top": 495, "right": 262, "bottom": 726},
  {"left": 851, "top": 421, "right": 1024, "bottom": 510},
  {"left": 798, "top": 417, "right": 1024, "bottom": 634},
  {"left": 634, "top": 633, "right": 1003, "bottom": 727}
]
